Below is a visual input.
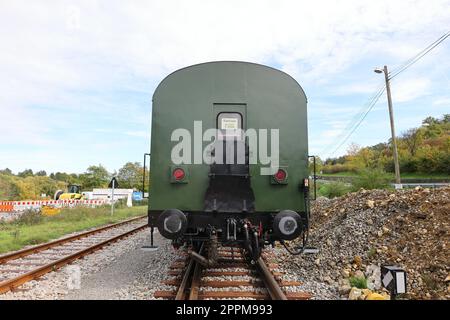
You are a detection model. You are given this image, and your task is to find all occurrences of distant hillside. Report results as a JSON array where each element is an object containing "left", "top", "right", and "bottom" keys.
[
  {"left": 0, "top": 162, "right": 148, "bottom": 201},
  {"left": 320, "top": 114, "right": 449, "bottom": 176}
]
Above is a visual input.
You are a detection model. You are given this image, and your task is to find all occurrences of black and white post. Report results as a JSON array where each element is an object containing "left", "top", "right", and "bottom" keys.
[
  {"left": 111, "top": 178, "right": 115, "bottom": 216},
  {"left": 109, "top": 177, "right": 119, "bottom": 216},
  {"left": 381, "top": 265, "right": 407, "bottom": 299}
]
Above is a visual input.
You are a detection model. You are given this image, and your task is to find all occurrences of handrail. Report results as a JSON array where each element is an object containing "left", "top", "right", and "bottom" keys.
[
  {"left": 143, "top": 153, "right": 150, "bottom": 199},
  {"left": 308, "top": 155, "right": 317, "bottom": 200}
]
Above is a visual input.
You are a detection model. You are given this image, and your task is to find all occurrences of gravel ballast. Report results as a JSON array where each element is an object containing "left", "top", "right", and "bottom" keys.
[
  {"left": 4, "top": 186, "right": 445, "bottom": 300},
  {"left": 286, "top": 187, "right": 449, "bottom": 300},
  {"left": 0, "top": 229, "right": 177, "bottom": 300}
]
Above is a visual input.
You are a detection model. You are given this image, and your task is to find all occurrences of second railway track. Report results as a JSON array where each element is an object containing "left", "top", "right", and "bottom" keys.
[
  {"left": 155, "top": 246, "right": 312, "bottom": 300},
  {"left": 0, "top": 216, "right": 148, "bottom": 294}
]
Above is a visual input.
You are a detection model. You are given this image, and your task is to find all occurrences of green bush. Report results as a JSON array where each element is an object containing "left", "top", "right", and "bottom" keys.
[
  {"left": 322, "top": 164, "right": 357, "bottom": 174},
  {"left": 318, "top": 181, "right": 352, "bottom": 198},
  {"left": 114, "top": 198, "right": 128, "bottom": 209},
  {"left": 352, "top": 168, "right": 390, "bottom": 190},
  {"left": 132, "top": 198, "right": 148, "bottom": 206},
  {"left": 416, "top": 150, "right": 450, "bottom": 174},
  {"left": 349, "top": 276, "right": 368, "bottom": 289},
  {"left": 51, "top": 206, "right": 110, "bottom": 223},
  {"left": 399, "top": 157, "right": 418, "bottom": 173}
]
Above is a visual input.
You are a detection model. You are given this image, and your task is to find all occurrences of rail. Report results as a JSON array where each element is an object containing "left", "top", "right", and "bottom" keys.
[{"left": 0, "top": 216, "right": 148, "bottom": 294}]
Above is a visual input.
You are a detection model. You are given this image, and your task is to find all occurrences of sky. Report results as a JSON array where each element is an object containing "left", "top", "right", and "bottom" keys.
[{"left": 0, "top": 0, "right": 449, "bottom": 174}]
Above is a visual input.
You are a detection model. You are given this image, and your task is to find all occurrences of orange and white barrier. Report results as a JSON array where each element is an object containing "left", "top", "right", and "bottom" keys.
[
  {"left": 0, "top": 199, "right": 107, "bottom": 212},
  {"left": 0, "top": 202, "right": 14, "bottom": 212}
]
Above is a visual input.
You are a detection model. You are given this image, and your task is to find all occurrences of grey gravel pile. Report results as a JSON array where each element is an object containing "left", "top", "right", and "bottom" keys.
[
  {"left": 270, "top": 246, "right": 339, "bottom": 299},
  {"left": 274, "top": 191, "right": 393, "bottom": 299},
  {"left": 281, "top": 187, "right": 450, "bottom": 300}
]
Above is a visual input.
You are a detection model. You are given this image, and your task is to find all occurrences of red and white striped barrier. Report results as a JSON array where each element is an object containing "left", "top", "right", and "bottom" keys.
[
  {"left": 0, "top": 199, "right": 107, "bottom": 212},
  {"left": 0, "top": 201, "right": 15, "bottom": 212}
]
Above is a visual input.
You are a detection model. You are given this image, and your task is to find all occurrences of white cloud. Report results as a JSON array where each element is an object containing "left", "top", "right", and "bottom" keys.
[
  {"left": 2, "top": 1, "right": 449, "bottom": 95},
  {"left": 433, "top": 97, "right": 450, "bottom": 106},
  {"left": 391, "top": 77, "right": 431, "bottom": 102},
  {"left": 0, "top": 0, "right": 449, "bottom": 170},
  {"left": 330, "top": 82, "right": 380, "bottom": 96},
  {"left": 124, "top": 131, "right": 148, "bottom": 138}
]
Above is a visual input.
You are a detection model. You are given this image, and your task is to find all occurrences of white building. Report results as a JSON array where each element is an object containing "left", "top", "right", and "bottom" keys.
[{"left": 92, "top": 188, "right": 133, "bottom": 207}]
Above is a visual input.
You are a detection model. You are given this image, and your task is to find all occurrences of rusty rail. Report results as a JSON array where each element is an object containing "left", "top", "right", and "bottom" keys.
[
  {"left": 155, "top": 245, "right": 311, "bottom": 300},
  {"left": 256, "top": 257, "right": 287, "bottom": 300},
  {"left": 0, "top": 216, "right": 146, "bottom": 264},
  {"left": 188, "top": 261, "right": 202, "bottom": 300},
  {"left": 0, "top": 220, "right": 148, "bottom": 294},
  {"left": 175, "top": 244, "right": 204, "bottom": 300},
  {"left": 175, "top": 257, "right": 196, "bottom": 300}
]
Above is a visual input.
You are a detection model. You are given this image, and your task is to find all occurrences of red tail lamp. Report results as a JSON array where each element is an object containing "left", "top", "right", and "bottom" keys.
[
  {"left": 274, "top": 169, "right": 287, "bottom": 182},
  {"left": 173, "top": 168, "right": 185, "bottom": 181}
]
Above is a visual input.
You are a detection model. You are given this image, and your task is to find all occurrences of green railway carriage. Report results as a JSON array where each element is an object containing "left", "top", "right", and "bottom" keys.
[{"left": 147, "top": 61, "right": 310, "bottom": 261}]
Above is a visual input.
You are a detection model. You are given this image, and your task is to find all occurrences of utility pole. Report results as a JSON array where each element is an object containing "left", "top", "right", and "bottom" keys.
[{"left": 375, "top": 65, "right": 401, "bottom": 186}]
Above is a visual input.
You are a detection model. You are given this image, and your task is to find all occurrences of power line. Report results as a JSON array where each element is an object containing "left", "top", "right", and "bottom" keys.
[
  {"left": 389, "top": 30, "right": 450, "bottom": 80},
  {"left": 327, "top": 87, "right": 385, "bottom": 157},
  {"left": 322, "top": 30, "right": 450, "bottom": 158},
  {"left": 319, "top": 83, "right": 385, "bottom": 156},
  {"left": 389, "top": 31, "right": 449, "bottom": 76}
]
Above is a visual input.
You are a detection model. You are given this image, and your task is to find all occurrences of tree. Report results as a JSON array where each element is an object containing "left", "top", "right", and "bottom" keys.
[
  {"left": 422, "top": 116, "right": 438, "bottom": 126},
  {"left": 54, "top": 172, "right": 70, "bottom": 182},
  {"left": 309, "top": 157, "right": 323, "bottom": 175},
  {"left": 15, "top": 178, "right": 36, "bottom": 200},
  {"left": 345, "top": 143, "right": 378, "bottom": 170},
  {"left": 80, "top": 165, "right": 110, "bottom": 189},
  {"left": 33, "top": 176, "right": 64, "bottom": 198},
  {"left": 422, "top": 116, "right": 444, "bottom": 139},
  {"left": 401, "top": 128, "right": 422, "bottom": 156},
  {"left": 347, "top": 143, "right": 361, "bottom": 156},
  {"left": 18, "top": 169, "right": 33, "bottom": 178},
  {"left": 117, "top": 162, "right": 145, "bottom": 190},
  {"left": 443, "top": 114, "right": 450, "bottom": 123},
  {"left": 0, "top": 174, "right": 20, "bottom": 200},
  {"left": 0, "top": 168, "right": 12, "bottom": 175},
  {"left": 370, "top": 143, "right": 388, "bottom": 153},
  {"left": 35, "top": 170, "right": 47, "bottom": 176}
]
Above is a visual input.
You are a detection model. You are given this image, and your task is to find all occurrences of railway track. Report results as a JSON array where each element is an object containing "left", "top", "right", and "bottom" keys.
[
  {"left": 154, "top": 245, "right": 312, "bottom": 300},
  {"left": 0, "top": 216, "right": 148, "bottom": 294}
]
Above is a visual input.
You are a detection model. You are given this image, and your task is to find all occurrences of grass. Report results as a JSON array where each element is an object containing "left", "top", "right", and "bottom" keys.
[
  {"left": 352, "top": 168, "right": 391, "bottom": 190},
  {"left": 314, "top": 169, "right": 392, "bottom": 198},
  {"left": 315, "top": 168, "right": 448, "bottom": 199},
  {"left": 0, "top": 205, "right": 147, "bottom": 254},
  {"left": 422, "top": 274, "right": 438, "bottom": 290},
  {"left": 349, "top": 276, "right": 368, "bottom": 289},
  {"left": 320, "top": 171, "right": 357, "bottom": 177},
  {"left": 320, "top": 171, "right": 449, "bottom": 179},
  {"left": 367, "top": 247, "right": 377, "bottom": 259},
  {"left": 317, "top": 181, "right": 352, "bottom": 198}
]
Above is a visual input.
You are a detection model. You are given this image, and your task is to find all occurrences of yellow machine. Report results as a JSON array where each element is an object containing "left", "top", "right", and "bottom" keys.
[
  {"left": 41, "top": 205, "right": 61, "bottom": 216},
  {"left": 54, "top": 184, "right": 83, "bottom": 200}
]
